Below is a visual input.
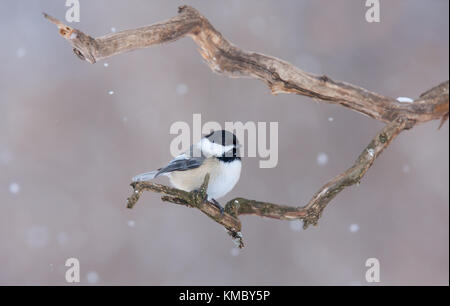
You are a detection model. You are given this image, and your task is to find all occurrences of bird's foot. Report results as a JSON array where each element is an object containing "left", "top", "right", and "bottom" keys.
[{"left": 211, "top": 198, "right": 224, "bottom": 215}]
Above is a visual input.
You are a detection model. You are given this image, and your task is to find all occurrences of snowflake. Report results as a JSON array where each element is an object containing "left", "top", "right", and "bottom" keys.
[
  {"left": 349, "top": 224, "right": 360, "bottom": 233},
  {"left": 176, "top": 83, "right": 188, "bottom": 96},
  {"left": 86, "top": 271, "right": 99, "bottom": 284},
  {"left": 317, "top": 153, "right": 328, "bottom": 166},
  {"left": 9, "top": 182, "right": 20, "bottom": 194}
]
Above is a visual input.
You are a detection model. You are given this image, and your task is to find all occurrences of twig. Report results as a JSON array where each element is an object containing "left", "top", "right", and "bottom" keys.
[{"left": 45, "top": 6, "right": 449, "bottom": 247}]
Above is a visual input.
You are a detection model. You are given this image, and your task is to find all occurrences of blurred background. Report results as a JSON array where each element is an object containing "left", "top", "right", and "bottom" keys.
[{"left": 0, "top": 0, "right": 448, "bottom": 286}]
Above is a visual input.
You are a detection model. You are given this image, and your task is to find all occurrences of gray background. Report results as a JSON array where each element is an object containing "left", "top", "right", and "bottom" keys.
[{"left": 0, "top": 0, "right": 448, "bottom": 285}]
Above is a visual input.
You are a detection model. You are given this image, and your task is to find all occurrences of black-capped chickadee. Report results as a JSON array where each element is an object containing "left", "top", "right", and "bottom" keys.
[{"left": 132, "top": 130, "right": 241, "bottom": 212}]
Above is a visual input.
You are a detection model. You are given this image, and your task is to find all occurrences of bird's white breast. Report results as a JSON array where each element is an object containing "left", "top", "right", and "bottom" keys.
[
  {"left": 206, "top": 159, "right": 242, "bottom": 200},
  {"left": 168, "top": 158, "right": 241, "bottom": 200}
]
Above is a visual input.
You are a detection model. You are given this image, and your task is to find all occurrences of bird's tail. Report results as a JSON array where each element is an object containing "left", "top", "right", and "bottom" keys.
[{"left": 132, "top": 170, "right": 159, "bottom": 182}]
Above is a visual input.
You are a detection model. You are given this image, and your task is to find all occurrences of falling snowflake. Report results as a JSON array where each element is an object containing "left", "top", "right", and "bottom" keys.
[
  {"left": 16, "top": 48, "right": 26, "bottom": 58},
  {"left": 86, "top": 271, "right": 99, "bottom": 284},
  {"left": 9, "top": 182, "right": 20, "bottom": 195},
  {"left": 111, "top": 27, "right": 116, "bottom": 33},
  {"left": 328, "top": 117, "right": 334, "bottom": 122},
  {"left": 349, "top": 224, "right": 360, "bottom": 233},
  {"left": 127, "top": 220, "right": 136, "bottom": 227},
  {"left": 103, "top": 62, "right": 109, "bottom": 67},
  {"left": 176, "top": 83, "right": 188, "bottom": 96},
  {"left": 316, "top": 152, "right": 328, "bottom": 166},
  {"left": 108, "top": 90, "right": 115, "bottom": 95}
]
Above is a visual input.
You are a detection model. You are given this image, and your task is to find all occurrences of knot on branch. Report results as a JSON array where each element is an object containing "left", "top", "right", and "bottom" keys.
[
  {"left": 224, "top": 199, "right": 241, "bottom": 217},
  {"left": 302, "top": 206, "right": 323, "bottom": 230},
  {"left": 192, "top": 173, "right": 210, "bottom": 206}
]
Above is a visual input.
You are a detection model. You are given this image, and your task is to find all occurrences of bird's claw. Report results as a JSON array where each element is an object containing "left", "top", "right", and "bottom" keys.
[{"left": 211, "top": 198, "right": 225, "bottom": 215}]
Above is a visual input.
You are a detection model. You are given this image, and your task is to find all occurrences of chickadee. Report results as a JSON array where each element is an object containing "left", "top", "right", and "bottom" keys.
[{"left": 132, "top": 130, "right": 241, "bottom": 212}]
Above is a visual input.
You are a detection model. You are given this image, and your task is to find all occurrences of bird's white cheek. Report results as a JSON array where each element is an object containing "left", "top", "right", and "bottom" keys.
[{"left": 201, "top": 139, "right": 230, "bottom": 156}]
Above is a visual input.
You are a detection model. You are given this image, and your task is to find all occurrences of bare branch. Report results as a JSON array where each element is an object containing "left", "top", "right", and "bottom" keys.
[{"left": 43, "top": 6, "right": 448, "bottom": 127}]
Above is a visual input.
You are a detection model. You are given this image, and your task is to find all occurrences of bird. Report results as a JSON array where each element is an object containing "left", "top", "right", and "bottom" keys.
[{"left": 132, "top": 130, "right": 242, "bottom": 213}]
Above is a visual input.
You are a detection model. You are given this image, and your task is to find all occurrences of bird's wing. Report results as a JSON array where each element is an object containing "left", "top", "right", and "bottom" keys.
[
  {"left": 132, "top": 144, "right": 204, "bottom": 182},
  {"left": 156, "top": 154, "right": 204, "bottom": 176}
]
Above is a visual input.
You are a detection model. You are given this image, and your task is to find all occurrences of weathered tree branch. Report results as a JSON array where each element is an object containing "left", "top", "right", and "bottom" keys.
[
  {"left": 43, "top": 6, "right": 448, "bottom": 127},
  {"left": 45, "top": 6, "right": 449, "bottom": 247}
]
